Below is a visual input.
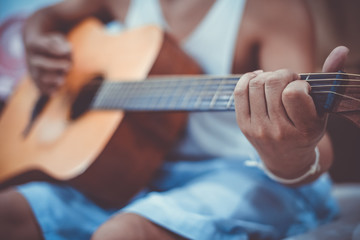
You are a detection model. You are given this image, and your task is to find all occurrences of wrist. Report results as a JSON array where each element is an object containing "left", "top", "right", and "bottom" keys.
[
  {"left": 246, "top": 147, "right": 321, "bottom": 185},
  {"left": 267, "top": 147, "right": 318, "bottom": 180}
]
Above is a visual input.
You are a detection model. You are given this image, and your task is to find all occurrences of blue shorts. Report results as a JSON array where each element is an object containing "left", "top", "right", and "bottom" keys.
[{"left": 17, "top": 158, "right": 338, "bottom": 240}]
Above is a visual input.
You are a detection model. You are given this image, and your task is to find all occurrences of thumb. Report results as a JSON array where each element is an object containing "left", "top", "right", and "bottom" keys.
[{"left": 322, "top": 46, "right": 349, "bottom": 72}]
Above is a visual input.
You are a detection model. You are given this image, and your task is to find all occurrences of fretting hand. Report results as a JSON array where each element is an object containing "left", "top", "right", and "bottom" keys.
[{"left": 234, "top": 46, "right": 349, "bottom": 184}]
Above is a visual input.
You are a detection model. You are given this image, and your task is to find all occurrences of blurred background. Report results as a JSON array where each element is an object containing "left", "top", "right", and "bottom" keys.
[
  {"left": 0, "top": 0, "right": 61, "bottom": 106},
  {"left": 307, "top": 0, "right": 360, "bottom": 184},
  {"left": 0, "top": 0, "right": 359, "bottom": 239}
]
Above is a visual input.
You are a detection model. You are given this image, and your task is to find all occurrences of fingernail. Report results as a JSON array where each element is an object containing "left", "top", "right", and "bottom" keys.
[
  {"left": 305, "top": 82, "right": 311, "bottom": 94},
  {"left": 246, "top": 72, "right": 257, "bottom": 79},
  {"left": 253, "top": 70, "right": 264, "bottom": 74}
]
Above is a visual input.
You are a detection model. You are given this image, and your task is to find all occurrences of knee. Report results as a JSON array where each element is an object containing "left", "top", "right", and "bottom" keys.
[
  {"left": 92, "top": 213, "right": 146, "bottom": 240},
  {"left": 0, "top": 188, "right": 42, "bottom": 240},
  {"left": 92, "top": 213, "right": 183, "bottom": 240}
]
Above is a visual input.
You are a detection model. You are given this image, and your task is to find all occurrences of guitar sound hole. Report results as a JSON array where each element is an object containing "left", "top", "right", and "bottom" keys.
[{"left": 71, "top": 75, "right": 104, "bottom": 120}]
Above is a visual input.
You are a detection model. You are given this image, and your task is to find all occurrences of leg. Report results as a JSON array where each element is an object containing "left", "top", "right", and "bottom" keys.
[
  {"left": 0, "top": 188, "right": 43, "bottom": 240},
  {"left": 16, "top": 181, "right": 119, "bottom": 240},
  {"left": 109, "top": 159, "right": 337, "bottom": 239},
  {"left": 92, "top": 212, "right": 185, "bottom": 240}
]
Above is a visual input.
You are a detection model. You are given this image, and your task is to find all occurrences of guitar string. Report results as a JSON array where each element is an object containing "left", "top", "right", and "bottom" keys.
[
  {"left": 101, "top": 87, "right": 360, "bottom": 103},
  {"left": 100, "top": 79, "right": 360, "bottom": 95},
  {"left": 94, "top": 74, "right": 360, "bottom": 109},
  {"left": 97, "top": 88, "right": 360, "bottom": 111},
  {"left": 101, "top": 95, "right": 359, "bottom": 110},
  {"left": 98, "top": 90, "right": 360, "bottom": 110},
  {"left": 311, "top": 91, "right": 360, "bottom": 103},
  {"left": 100, "top": 79, "right": 360, "bottom": 98},
  {"left": 301, "top": 72, "right": 360, "bottom": 78},
  {"left": 311, "top": 84, "right": 360, "bottom": 88},
  {"left": 103, "top": 77, "right": 360, "bottom": 90},
  {"left": 101, "top": 78, "right": 360, "bottom": 96},
  {"left": 98, "top": 81, "right": 360, "bottom": 103}
]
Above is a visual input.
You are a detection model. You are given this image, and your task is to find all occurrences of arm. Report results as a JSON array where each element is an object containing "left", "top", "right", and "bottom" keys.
[
  {"left": 23, "top": 0, "right": 130, "bottom": 95},
  {"left": 234, "top": 0, "right": 347, "bottom": 185}
]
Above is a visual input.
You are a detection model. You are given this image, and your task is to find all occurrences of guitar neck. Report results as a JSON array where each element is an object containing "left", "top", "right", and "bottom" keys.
[{"left": 87, "top": 72, "right": 360, "bottom": 117}]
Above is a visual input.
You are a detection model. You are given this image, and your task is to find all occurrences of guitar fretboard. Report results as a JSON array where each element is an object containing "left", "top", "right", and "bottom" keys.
[{"left": 91, "top": 76, "right": 241, "bottom": 111}]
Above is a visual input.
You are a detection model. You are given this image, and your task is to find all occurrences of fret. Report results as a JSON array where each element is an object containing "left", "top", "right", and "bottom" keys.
[
  {"left": 194, "top": 79, "right": 209, "bottom": 109},
  {"left": 209, "top": 78, "right": 223, "bottom": 108},
  {"left": 226, "top": 93, "right": 235, "bottom": 109},
  {"left": 182, "top": 85, "right": 198, "bottom": 109},
  {"left": 166, "top": 80, "right": 179, "bottom": 109}
]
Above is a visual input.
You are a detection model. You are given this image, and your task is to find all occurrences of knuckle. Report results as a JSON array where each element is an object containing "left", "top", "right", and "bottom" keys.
[
  {"left": 301, "top": 130, "right": 314, "bottom": 139},
  {"left": 282, "top": 86, "right": 303, "bottom": 101},
  {"left": 234, "top": 85, "right": 247, "bottom": 98},
  {"left": 277, "top": 69, "right": 294, "bottom": 79},
  {"left": 264, "top": 74, "right": 282, "bottom": 87},
  {"left": 253, "top": 126, "right": 268, "bottom": 139},
  {"left": 264, "top": 69, "right": 296, "bottom": 88},
  {"left": 249, "top": 76, "right": 264, "bottom": 88},
  {"left": 242, "top": 72, "right": 256, "bottom": 80},
  {"left": 301, "top": 125, "right": 321, "bottom": 139},
  {"left": 271, "top": 127, "right": 287, "bottom": 141},
  {"left": 30, "top": 56, "right": 49, "bottom": 69}
]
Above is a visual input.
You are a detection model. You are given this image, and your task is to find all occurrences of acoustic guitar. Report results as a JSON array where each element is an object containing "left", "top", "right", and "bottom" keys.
[{"left": 0, "top": 18, "right": 359, "bottom": 208}]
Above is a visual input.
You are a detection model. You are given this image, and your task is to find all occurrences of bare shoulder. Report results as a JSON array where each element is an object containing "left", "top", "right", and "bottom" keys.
[{"left": 233, "top": 0, "right": 314, "bottom": 73}]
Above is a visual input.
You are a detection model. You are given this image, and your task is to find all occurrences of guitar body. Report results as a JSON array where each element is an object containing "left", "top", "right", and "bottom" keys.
[{"left": 0, "top": 19, "right": 201, "bottom": 207}]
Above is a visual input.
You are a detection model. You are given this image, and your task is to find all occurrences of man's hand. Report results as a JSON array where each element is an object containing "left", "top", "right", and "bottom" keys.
[
  {"left": 24, "top": 33, "right": 72, "bottom": 95},
  {"left": 234, "top": 46, "right": 349, "bottom": 182}
]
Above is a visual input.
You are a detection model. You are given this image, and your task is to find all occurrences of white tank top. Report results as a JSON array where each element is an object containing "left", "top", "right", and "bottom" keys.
[{"left": 125, "top": 0, "right": 258, "bottom": 160}]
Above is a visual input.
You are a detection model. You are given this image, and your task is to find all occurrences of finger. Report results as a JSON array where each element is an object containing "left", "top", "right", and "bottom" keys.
[
  {"left": 29, "top": 55, "right": 71, "bottom": 72},
  {"left": 249, "top": 72, "right": 269, "bottom": 122},
  {"left": 265, "top": 69, "right": 299, "bottom": 122},
  {"left": 234, "top": 72, "right": 257, "bottom": 124},
  {"left": 38, "top": 71, "right": 66, "bottom": 95},
  {"left": 322, "top": 46, "right": 349, "bottom": 72},
  {"left": 29, "top": 33, "right": 72, "bottom": 58},
  {"left": 282, "top": 80, "right": 320, "bottom": 131}
]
